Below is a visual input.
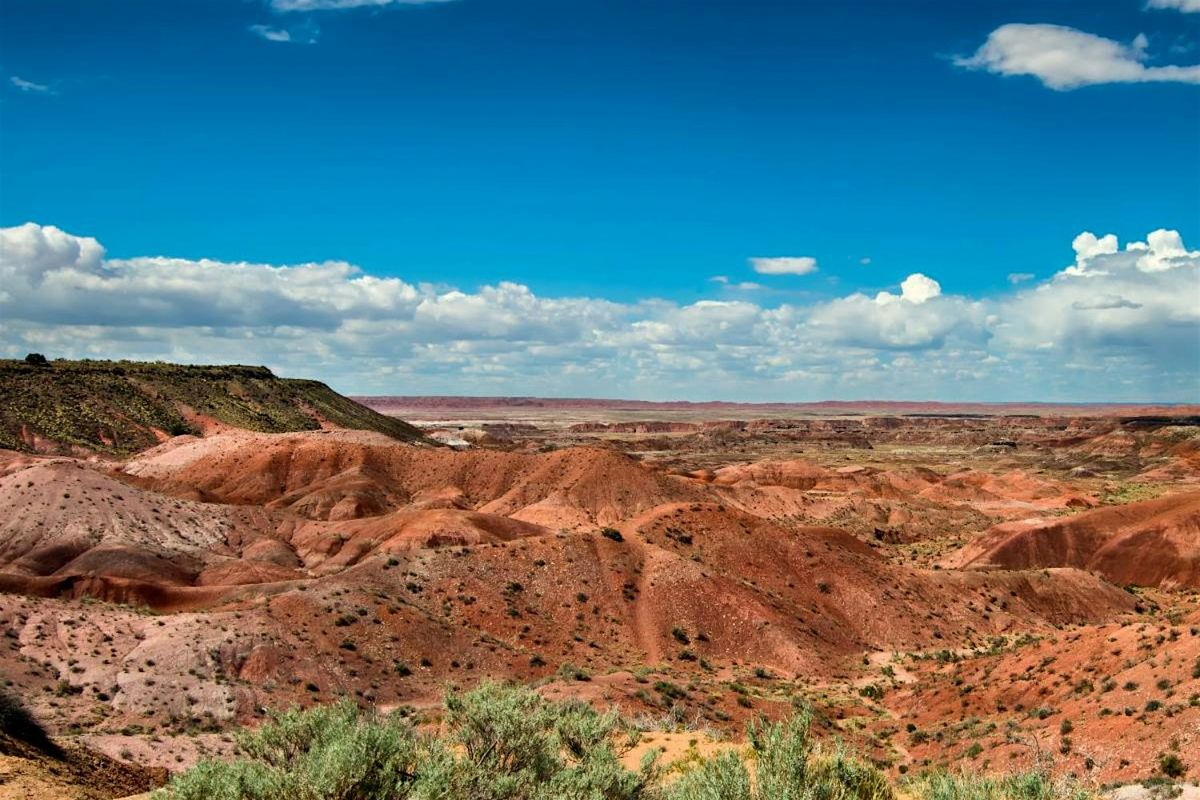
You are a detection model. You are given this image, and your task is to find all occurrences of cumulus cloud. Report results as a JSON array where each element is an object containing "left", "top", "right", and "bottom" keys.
[
  {"left": 992, "top": 230, "right": 1200, "bottom": 374},
  {"left": 1, "top": 222, "right": 1196, "bottom": 401},
  {"left": 807, "top": 274, "right": 980, "bottom": 351},
  {"left": 1065, "top": 228, "right": 1200, "bottom": 276},
  {"left": 749, "top": 257, "right": 818, "bottom": 276},
  {"left": 1008, "top": 273, "right": 1035, "bottom": 284},
  {"left": 1073, "top": 231, "right": 1119, "bottom": 261},
  {"left": 9, "top": 76, "right": 53, "bottom": 94},
  {"left": 873, "top": 273, "right": 942, "bottom": 305},
  {"left": 0, "top": 223, "right": 419, "bottom": 329},
  {"left": 0, "top": 223, "right": 104, "bottom": 277},
  {"left": 956, "top": 23, "right": 1200, "bottom": 89},
  {"left": 1129, "top": 228, "right": 1200, "bottom": 272}
]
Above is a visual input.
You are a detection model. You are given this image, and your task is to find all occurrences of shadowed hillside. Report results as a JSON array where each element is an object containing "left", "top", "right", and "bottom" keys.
[{"left": 0, "top": 358, "right": 427, "bottom": 456}]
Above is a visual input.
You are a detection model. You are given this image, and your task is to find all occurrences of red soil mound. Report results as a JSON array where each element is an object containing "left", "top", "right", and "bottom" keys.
[
  {"left": 624, "top": 504, "right": 1131, "bottom": 667},
  {"left": 0, "top": 452, "right": 310, "bottom": 605},
  {"left": 946, "top": 490, "right": 1200, "bottom": 588},
  {"left": 121, "top": 431, "right": 708, "bottom": 528},
  {"left": 0, "top": 458, "right": 249, "bottom": 578},
  {"left": 285, "top": 508, "right": 549, "bottom": 573}
]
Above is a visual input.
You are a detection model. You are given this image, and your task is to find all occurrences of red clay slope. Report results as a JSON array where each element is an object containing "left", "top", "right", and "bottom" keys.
[
  {"left": 120, "top": 430, "right": 709, "bottom": 528},
  {"left": 946, "top": 490, "right": 1200, "bottom": 589}
]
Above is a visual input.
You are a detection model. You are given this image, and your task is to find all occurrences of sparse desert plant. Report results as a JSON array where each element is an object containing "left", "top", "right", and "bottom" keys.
[
  {"left": 159, "top": 700, "right": 421, "bottom": 800},
  {"left": 663, "top": 713, "right": 892, "bottom": 800},
  {"left": 906, "top": 769, "right": 1093, "bottom": 800},
  {"left": 557, "top": 662, "right": 592, "bottom": 682},
  {"left": 444, "top": 682, "right": 657, "bottom": 798},
  {"left": 859, "top": 683, "right": 885, "bottom": 701},
  {"left": 1158, "top": 752, "right": 1187, "bottom": 779}
]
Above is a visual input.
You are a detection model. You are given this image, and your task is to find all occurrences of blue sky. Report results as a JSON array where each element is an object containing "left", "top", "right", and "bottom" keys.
[{"left": 1, "top": 0, "right": 1198, "bottom": 400}]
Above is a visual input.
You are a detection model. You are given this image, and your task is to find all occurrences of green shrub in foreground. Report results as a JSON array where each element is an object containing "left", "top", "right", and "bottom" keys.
[
  {"left": 158, "top": 683, "right": 656, "bottom": 800},
  {"left": 661, "top": 714, "right": 892, "bottom": 800},
  {"left": 158, "top": 683, "right": 1096, "bottom": 800},
  {"left": 160, "top": 701, "right": 424, "bottom": 800}
]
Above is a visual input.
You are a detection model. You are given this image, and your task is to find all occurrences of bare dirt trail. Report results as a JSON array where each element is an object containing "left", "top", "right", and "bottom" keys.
[{"left": 629, "top": 539, "right": 670, "bottom": 665}]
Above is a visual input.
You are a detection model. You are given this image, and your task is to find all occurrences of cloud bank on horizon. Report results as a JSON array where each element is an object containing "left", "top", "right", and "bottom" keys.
[{"left": 1, "top": 222, "right": 1196, "bottom": 402}]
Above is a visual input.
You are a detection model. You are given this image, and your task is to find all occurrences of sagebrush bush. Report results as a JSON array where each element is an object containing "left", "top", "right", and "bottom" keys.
[
  {"left": 158, "top": 684, "right": 1096, "bottom": 800},
  {"left": 662, "top": 714, "right": 892, "bottom": 800},
  {"left": 162, "top": 701, "right": 423, "bottom": 800},
  {"left": 433, "top": 682, "right": 656, "bottom": 799},
  {"left": 906, "top": 769, "right": 1092, "bottom": 800},
  {"left": 158, "top": 683, "right": 655, "bottom": 800}
]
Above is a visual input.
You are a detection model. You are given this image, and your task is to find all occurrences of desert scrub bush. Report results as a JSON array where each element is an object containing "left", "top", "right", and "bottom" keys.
[
  {"left": 1157, "top": 752, "right": 1187, "bottom": 779},
  {"left": 906, "top": 770, "right": 1093, "bottom": 800},
  {"left": 155, "top": 685, "right": 1102, "bottom": 800},
  {"left": 159, "top": 700, "right": 421, "bottom": 800},
  {"left": 435, "top": 682, "right": 657, "bottom": 799},
  {"left": 157, "top": 683, "right": 658, "bottom": 800},
  {"left": 663, "top": 713, "right": 892, "bottom": 800}
]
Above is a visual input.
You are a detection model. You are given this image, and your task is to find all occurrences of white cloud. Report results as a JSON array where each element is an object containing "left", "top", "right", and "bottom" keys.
[
  {"left": 1, "top": 222, "right": 1196, "bottom": 401},
  {"left": 749, "top": 256, "right": 818, "bottom": 276},
  {"left": 1129, "top": 228, "right": 1200, "bottom": 272},
  {"left": 271, "top": 0, "right": 455, "bottom": 10},
  {"left": 956, "top": 23, "right": 1200, "bottom": 90},
  {"left": 873, "top": 273, "right": 942, "bottom": 305},
  {"left": 807, "top": 274, "right": 979, "bottom": 351},
  {"left": 251, "top": 25, "right": 293, "bottom": 42},
  {"left": 1008, "top": 273, "right": 1035, "bottom": 284},
  {"left": 250, "top": 20, "right": 319, "bottom": 43},
  {"left": 9, "top": 76, "right": 53, "bottom": 94},
  {"left": 992, "top": 230, "right": 1200, "bottom": 372},
  {"left": 0, "top": 223, "right": 104, "bottom": 277},
  {"left": 1147, "top": 0, "right": 1200, "bottom": 12},
  {"left": 1065, "top": 228, "right": 1200, "bottom": 276},
  {"left": 710, "top": 276, "right": 764, "bottom": 291},
  {"left": 1073, "top": 231, "right": 1119, "bottom": 261},
  {"left": 859, "top": 257, "right": 872, "bottom": 266}
]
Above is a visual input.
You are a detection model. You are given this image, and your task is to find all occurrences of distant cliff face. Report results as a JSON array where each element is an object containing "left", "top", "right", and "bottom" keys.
[{"left": 0, "top": 359, "right": 427, "bottom": 456}]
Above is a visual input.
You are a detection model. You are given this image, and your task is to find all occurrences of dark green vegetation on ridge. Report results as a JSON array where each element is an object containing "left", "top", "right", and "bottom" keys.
[{"left": 0, "top": 358, "right": 426, "bottom": 456}]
